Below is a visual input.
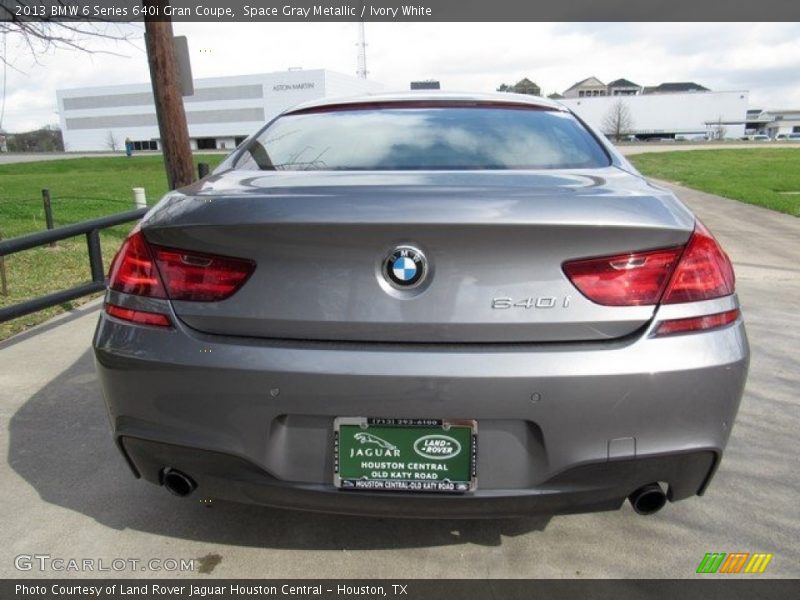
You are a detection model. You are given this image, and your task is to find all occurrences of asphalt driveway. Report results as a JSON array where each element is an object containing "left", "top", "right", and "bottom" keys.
[{"left": 0, "top": 182, "right": 798, "bottom": 579}]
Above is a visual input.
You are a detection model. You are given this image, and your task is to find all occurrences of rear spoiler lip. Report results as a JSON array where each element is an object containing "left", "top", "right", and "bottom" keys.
[{"left": 284, "top": 99, "right": 565, "bottom": 115}]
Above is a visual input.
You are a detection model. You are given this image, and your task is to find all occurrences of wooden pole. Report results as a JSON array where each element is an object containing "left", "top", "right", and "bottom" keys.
[
  {"left": 42, "top": 188, "right": 56, "bottom": 247},
  {"left": 0, "top": 231, "right": 7, "bottom": 296},
  {"left": 143, "top": 1, "right": 194, "bottom": 190}
]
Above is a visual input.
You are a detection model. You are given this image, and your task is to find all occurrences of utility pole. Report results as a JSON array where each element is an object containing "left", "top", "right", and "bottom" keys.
[
  {"left": 356, "top": 19, "right": 368, "bottom": 79},
  {"left": 143, "top": 0, "right": 194, "bottom": 190}
]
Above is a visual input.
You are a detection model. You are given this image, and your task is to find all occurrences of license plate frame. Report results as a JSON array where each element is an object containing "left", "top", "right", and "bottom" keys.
[{"left": 334, "top": 417, "right": 478, "bottom": 493}]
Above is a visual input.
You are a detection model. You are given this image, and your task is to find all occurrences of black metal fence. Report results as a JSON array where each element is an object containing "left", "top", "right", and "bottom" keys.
[{"left": 0, "top": 209, "right": 147, "bottom": 323}]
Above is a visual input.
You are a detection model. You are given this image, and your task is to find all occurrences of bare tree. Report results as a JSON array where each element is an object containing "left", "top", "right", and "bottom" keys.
[
  {"left": 105, "top": 130, "right": 118, "bottom": 152},
  {"left": 602, "top": 100, "right": 635, "bottom": 142},
  {"left": 0, "top": 1, "right": 134, "bottom": 67},
  {"left": 711, "top": 117, "right": 727, "bottom": 141}
]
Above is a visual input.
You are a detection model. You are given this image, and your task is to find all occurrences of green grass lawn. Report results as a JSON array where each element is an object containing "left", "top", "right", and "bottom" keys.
[
  {"left": 630, "top": 148, "right": 800, "bottom": 217},
  {"left": 0, "top": 154, "right": 225, "bottom": 340}
]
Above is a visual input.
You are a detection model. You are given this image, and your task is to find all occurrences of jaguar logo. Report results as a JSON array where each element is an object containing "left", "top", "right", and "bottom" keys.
[
  {"left": 353, "top": 432, "right": 398, "bottom": 451},
  {"left": 413, "top": 434, "right": 461, "bottom": 460}
]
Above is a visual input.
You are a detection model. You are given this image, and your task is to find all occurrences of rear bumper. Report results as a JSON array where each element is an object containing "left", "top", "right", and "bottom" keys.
[
  {"left": 122, "top": 437, "right": 716, "bottom": 518},
  {"left": 93, "top": 294, "right": 749, "bottom": 518}
]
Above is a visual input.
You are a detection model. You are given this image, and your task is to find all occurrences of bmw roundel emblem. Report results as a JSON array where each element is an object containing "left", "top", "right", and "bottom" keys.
[{"left": 383, "top": 246, "right": 428, "bottom": 289}]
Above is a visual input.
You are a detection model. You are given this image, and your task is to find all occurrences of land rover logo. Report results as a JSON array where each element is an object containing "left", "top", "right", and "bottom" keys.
[
  {"left": 383, "top": 246, "right": 427, "bottom": 289},
  {"left": 413, "top": 434, "right": 461, "bottom": 460}
]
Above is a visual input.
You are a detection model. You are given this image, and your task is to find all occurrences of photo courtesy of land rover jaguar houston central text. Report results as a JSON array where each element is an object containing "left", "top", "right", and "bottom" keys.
[{"left": 93, "top": 92, "right": 749, "bottom": 518}]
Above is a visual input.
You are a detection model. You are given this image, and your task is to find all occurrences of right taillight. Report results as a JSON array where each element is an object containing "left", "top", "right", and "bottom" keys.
[
  {"left": 660, "top": 221, "right": 735, "bottom": 304},
  {"left": 562, "top": 246, "right": 683, "bottom": 306},
  {"left": 563, "top": 221, "right": 735, "bottom": 308},
  {"left": 563, "top": 220, "right": 739, "bottom": 337},
  {"left": 654, "top": 309, "right": 739, "bottom": 336}
]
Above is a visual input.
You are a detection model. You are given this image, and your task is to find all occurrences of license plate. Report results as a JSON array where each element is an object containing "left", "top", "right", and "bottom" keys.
[{"left": 334, "top": 417, "right": 477, "bottom": 493}]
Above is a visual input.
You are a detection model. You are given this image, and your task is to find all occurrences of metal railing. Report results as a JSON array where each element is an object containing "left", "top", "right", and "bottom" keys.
[{"left": 0, "top": 208, "right": 147, "bottom": 323}]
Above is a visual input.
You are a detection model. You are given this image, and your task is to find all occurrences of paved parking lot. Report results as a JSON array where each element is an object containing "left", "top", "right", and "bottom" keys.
[
  {"left": 0, "top": 183, "right": 798, "bottom": 579},
  {"left": 0, "top": 152, "right": 121, "bottom": 165}
]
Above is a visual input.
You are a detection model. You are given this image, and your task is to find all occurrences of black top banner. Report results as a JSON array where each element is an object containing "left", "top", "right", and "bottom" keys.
[{"left": 2, "top": 0, "right": 800, "bottom": 22}]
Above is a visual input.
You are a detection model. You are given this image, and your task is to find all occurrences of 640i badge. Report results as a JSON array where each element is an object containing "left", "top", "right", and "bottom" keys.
[{"left": 334, "top": 418, "right": 477, "bottom": 493}]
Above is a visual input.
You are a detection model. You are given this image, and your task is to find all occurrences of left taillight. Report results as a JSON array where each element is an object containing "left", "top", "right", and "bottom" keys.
[
  {"left": 105, "top": 228, "right": 255, "bottom": 327},
  {"left": 108, "top": 229, "right": 167, "bottom": 298},
  {"left": 105, "top": 304, "right": 172, "bottom": 328},
  {"left": 150, "top": 246, "right": 255, "bottom": 302}
]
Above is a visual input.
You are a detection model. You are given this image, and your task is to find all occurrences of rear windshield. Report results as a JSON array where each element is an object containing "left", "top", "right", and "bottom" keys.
[{"left": 234, "top": 105, "right": 610, "bottom": 171}]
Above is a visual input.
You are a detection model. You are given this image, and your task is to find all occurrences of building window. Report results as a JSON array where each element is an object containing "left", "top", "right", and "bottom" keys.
[
  {"left": 132, "top": 140, "right": 157, "bottom": 151},
  {"left": 235, "top": 136, "right": 247, "bottom": 146},
  {"left": 196, "top": 138, "right": 217, "bottom": 150}
]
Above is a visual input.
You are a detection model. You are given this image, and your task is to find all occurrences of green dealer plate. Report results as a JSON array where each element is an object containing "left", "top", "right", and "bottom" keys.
[{"left": 334, "top": 417, "right": 477, "bottom": 493}]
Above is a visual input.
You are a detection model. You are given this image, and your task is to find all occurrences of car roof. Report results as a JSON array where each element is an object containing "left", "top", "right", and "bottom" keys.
[{"left": 284, "top": 91, "right": 567, "bottom": 114}]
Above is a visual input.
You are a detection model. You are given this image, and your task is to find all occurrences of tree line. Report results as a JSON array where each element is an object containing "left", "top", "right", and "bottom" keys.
[{"left": 1, "top": 126, "right": 64, "bottom": 152}]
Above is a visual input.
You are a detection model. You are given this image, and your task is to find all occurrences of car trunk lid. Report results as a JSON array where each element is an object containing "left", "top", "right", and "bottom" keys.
[{"left": 141, "top": 168, "right": 694, "bottom": 343}]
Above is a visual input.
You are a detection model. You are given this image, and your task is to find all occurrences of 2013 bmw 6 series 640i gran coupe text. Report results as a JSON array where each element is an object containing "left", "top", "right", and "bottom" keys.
[{"left": 93, "top": 93, "right": 749, "bottom": 518}]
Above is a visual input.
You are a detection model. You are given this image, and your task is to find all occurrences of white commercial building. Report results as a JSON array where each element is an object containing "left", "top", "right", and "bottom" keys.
[
  {"left": 760, "top": 109, "right": 800, "bottom": 138},
  {"left": 559, "top": 91, "right": 750, "bottom": 139},
  {"left": 57, "top": 69, "right": 383, "bottom": 152}
]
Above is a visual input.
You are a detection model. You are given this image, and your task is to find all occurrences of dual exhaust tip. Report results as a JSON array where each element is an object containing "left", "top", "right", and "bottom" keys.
[{"left": 160, "top": 467, "right": 668, "bottom": 516}]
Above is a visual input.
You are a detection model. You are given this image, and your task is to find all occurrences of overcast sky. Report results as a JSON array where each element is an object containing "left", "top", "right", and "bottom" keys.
[{"left": 1, "top": 22, "right": 799, "bottom": 132}]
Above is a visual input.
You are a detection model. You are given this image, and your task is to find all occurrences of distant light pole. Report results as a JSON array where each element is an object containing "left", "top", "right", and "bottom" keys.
[{"left": 356, "top": 18, "right": 368, "bottom": 79}]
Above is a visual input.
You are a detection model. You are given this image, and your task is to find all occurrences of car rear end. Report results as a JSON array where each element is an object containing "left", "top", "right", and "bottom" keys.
[{"left": 93, "top": 94, "right": 749, "bottom": 518}]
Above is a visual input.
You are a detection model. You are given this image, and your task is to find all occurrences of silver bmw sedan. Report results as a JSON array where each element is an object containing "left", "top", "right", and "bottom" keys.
[{"left": 93, "top": 93, "right": 749, "bottom": 518}]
